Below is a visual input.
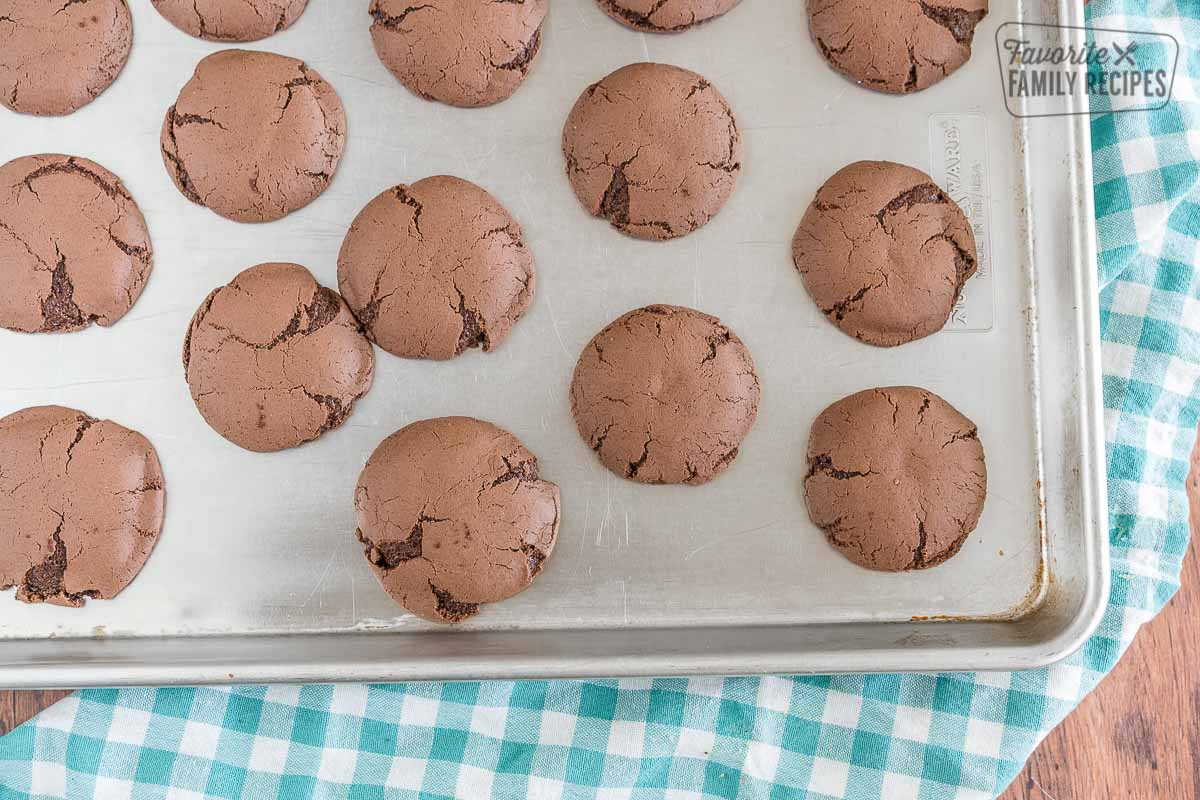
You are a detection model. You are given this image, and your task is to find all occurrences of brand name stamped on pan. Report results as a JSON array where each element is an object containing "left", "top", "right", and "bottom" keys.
[{"left": 929, "top": 113, "right": 993, "bottom": 332}]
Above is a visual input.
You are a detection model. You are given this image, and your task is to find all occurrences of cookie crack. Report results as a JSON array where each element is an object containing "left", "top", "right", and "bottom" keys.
[
  {"left": 520, "top": 542, "right": 547, "bottom": 576},
  {"left": 600, "top": 0, "right": 698, "bottom": 32},
  {"left": 182, "top": 288, "right": 218, "bottom": 369},
  {"left": 626, "top": 436, "right": 652, "bottom": 479},
  {"left": 191, "top": 0, "right": 213, "bottom": 37},
  {"left": 429, "top": 581, "right": 480, "bottom": 622},
  {"left": 904, "top": 44, "right": 919, "bottom": 92},
  {"left": 822, "top": 281, "right": 882, "bottom": 321},
  {"left": 700, "top": 328, "right": 732, "bottom": 364},
  {"left": 873, "top": 182, "right": 948, "bottom": 229},
  {"left": 0, "top": 219, "right": 50, "bottom": 270},
  {"left": 493, "top": 29, "right": 540, "bottom": 73},
  {"left": 18, "top": 514, "right": 100, "bottom": 606},
  {"left": 162, "top": 106, "right": 203, "bottom": 203},
  {"left": 589, "top": 422, "right": 616, "bottom": 454},
  {"left": 278, "top": 72, "right": 317, "bottom": 119},
  {"left": 599, "top": 166, "right": 631, "bottom": 226},
  {"left": 814, "top": 34, "right": 853, "bottom": 61},
  {"left": 806, "top": 453, "right": 875, "bottom": 481},
  {"left": 362, "top": 522, "right": 423, "bottom": 568},
  {"left": 942, "top": 427, "right": 979, "bottom": 448},
  {"left": 685, "top": 78, "right": 711, "bottom": 99},
  {"left": 923, "top": 229, "right": 978, "bottom": 297},
  {"left": 19, "top": 514, "right": 69, "bottom": 603},
  {"left": 909, "top": 517, "right": 929, "bottom": 569},
  {"left": 393, "top": 185, "right": 424, "bottom": 234},
  {"left": 22, "top": 157, "right": 126, "bottom": 202},
  {"left": 705, "top": 447, "right": 739, "bottom": 481},
  {"left": 490, "top": 455, "right": 539, "bottom": 488},
  {"left": 172, "top": 112, "right": 227, "bottom": 130},
  {"left": 108, "top": 229, "right": 151, "bottom": 262},
  {"left": 698, "top": 159, "right": 739, "bottom": 174},
  {"left": 40, "top": 252, "right": 96, "bottom": 332},
  {"left": 301, "top": 389, "right": 350, "bottom": 434},
  {"left": 370, "top": 3, "right": 435, "bottom": 30},
  {"left": 63, "top": 415, "right": 96, "bottom": 470},
  {"left": 55, "top": 0, "right": 92, "bottom": 15},
  {"left": 218, "top": 286, "right": 341, "bottom": 353},
  {"left": 917, "top": 0, "right": 986, "bottom": 45},
  {"left": 453, "top": 288, "right": 487, "bottom": 354}
]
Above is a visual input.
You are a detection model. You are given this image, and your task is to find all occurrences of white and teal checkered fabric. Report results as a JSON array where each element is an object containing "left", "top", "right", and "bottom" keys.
[{"left": 2, "top": 2, "right": 1198, "bottom": 798}]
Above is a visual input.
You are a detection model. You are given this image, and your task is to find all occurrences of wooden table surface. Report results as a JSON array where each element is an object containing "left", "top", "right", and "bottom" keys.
[{"left": 3, "top": 434, "right": 1196, "bottom": 798}]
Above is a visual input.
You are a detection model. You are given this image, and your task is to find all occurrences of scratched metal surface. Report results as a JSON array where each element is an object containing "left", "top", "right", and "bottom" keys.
[{"left": 0, "top": 0, "right": 1102, "bottom": 675}]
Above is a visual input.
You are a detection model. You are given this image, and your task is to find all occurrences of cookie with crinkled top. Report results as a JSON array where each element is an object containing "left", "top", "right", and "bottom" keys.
[
  {"left": 0, "top": 154, "right": 152, "bottom": 334},
  {"left": 808, "top": 0, "right": 987, "bottom": 93},
  {"left": 596, "top": 0, "right": 742, "bottom": 33},
  {"left": 562, "top": 62, "right": 742, "bottom": 241},
  {"left": 355, "top": 416, "right": 560, "bottom": 624},
  {"left": 151, "top": 0, "right": 309, "bottom": 42},
  {"left": 0, "top": 0, "right": 132, "bottom": 115},
  {"left": 369, "top": 0, "right": 547, "bottom": 107},
  {"left": 792, "top": 160, "right": 977, "bottom": 347},
  {"left": 0, "top": 405, "right": 165, "bottom": 607},
  {"left": 804, "top": 386, "right": 986, "bottom": 571},
  {"left": 160, "top": 49, "right": 345, "bottom": 222},
  {"left": 183, "top": 262, "right": 374, "bottom": 452},
  {"left": 337, "top": 176, "right": 535, "bottom": 360},
  {"left": 570, "top": 304, "right": 760, "bottom": 485}
]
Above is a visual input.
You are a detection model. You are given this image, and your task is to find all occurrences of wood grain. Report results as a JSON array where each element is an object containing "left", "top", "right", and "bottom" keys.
[
  {"left": 999, "top": 425, "right": 1200, "bottom": 799},
  {"left": 0, "top": 690, "right": 69, "bottom": 736},
  {"left": 2, "top": 435, "right": 1197, "bottom": 797}
]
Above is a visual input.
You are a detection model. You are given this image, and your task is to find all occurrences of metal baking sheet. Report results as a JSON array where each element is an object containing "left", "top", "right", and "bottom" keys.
[{"left": 0, "top": 0, "right": 1108, "bottom": 685}]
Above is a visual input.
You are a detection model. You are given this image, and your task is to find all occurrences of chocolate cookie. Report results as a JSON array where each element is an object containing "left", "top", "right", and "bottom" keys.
[
  {"left": 808, "top": 0, "right": 987, "bottom": 93},
  {"left": 563, "top": 63, "right": 742, "bottom": 241},
  {"left": 792, "top": 160, "right": 977, "bottom": 347},
  {"left": 151, "top": 0, "right": 308, "bottom": 42},
  {"left": 597, "top": 0, "right": 742, "bottom": 33},
  {"left": 337, "top": 176, "right": 535, "bottom": 361},
  {"left": 0, "top": 0, "right": 132, "bottom": 116},
  {"left": 369, "top": 0, "right": 547, "bottom": 108},
  {"left": 0, "top": 154, "right": 152, "bottom": 334},
  {"left": 355, "top": 416, "right": 560, "bottom": 624},
  {"left": 0, "top": 406, "right": 165, "bottom": 606},
  {"left": 160, "top": 49, "right": 346, "bottom": 222},
  {"left": 183, "top": 262, "right": 374, "bottom": 452},
  {"left": 804, "top": 387, "right": 986, "bottom": 571},
  {"left": 570, "top": 304, "right": 759, "bottom": 485}
]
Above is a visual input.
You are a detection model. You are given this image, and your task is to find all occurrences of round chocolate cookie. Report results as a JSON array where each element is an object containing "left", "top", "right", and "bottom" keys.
[
  {"left": 570, "top": 304, "right": 759, "bottom": 485},
  {"left": 562, "top": 62, "right": 742, "bottom": 241},
  {"left": 597, "top": 0, "right": 742, "bottom": 33},
  {"left": 151, "top": 0, "right": 308, "bottom": 42},
  {"left": 792, "top": 160, "right": 977, "bottom": 347},
  {"left": 0, "top": 406, "right": 165, "bottom": 606},
  {"left": 355, "top": 416, "right": 560, "bottom": 624},
  {"left": 183, "top": 262, "right": 374, "bottom": 452},
  {"left": 0, "top": 154, "right": 152, "bottom": 334},
  {"left": 160, "top": 49, "right": 346, "bottom": 223},
  {"left": 804, "top": 387, "right": 986, "bottom": 571},
  {"left": 808, "top": 0, "right": 987, "bottom": 94},
  {"left": 0, "top": 0, "right": 132, "bottom": 116},
  {"left": 338, "top": 176, "right": 535, "bottom": 361},
  {"left": 369, "top": 0, "right": 547, "bottom": 108}
]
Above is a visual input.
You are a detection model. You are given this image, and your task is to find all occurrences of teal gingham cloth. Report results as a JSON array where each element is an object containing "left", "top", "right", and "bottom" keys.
[{"left": 2, "top": 2, "right": 1198, "bottom": 798}]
